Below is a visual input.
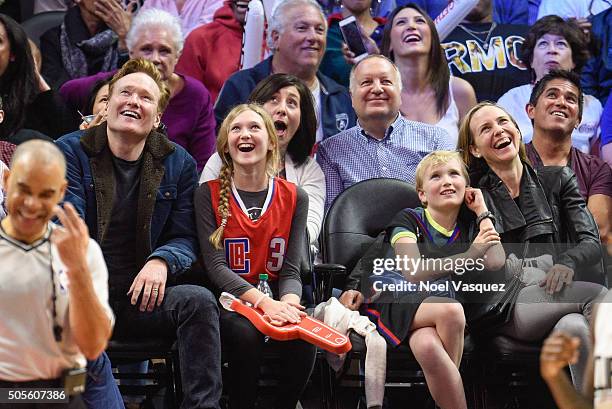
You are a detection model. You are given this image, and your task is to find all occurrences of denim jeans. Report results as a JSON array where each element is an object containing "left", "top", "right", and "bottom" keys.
[
  {"left": 113, "top": 285, "right": 222, "bottom": 409},
  {"left": 83, "top": 353, "right": 125, "bottom": 409}
]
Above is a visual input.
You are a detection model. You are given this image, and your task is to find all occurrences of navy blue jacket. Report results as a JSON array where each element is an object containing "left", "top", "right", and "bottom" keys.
[
  {"left": 56, "top": 125, "right": 199, "bottom": 279},
  {"left": 582, "top": 8, "right": 612, "bottom": 106},
  {"left": 214, "top": 56, "right": 356, "bottom": 140}
]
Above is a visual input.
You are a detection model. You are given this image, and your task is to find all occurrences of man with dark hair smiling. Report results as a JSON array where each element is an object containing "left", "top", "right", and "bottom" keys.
[
  {"left": 525, "top": 69, "right": 612, "bottom": 252},
  {"left": 56, "top": 58, "right": 222, "bottom": 409}
]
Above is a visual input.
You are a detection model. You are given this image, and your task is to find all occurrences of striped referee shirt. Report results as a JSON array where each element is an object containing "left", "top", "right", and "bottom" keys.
[{"left": 317, "top": 115, "right": 455, "bottom": 209}]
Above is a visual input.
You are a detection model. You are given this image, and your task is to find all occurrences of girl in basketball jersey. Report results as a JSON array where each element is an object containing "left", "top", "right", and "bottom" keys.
[{"left": 194, "top": 104, "right": 315, "bottom": 409}]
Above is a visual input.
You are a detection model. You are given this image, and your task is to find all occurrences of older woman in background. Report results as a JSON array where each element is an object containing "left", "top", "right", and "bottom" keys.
[
  {"left": 498, "top": 15, "right": 602, "bottom": 154},
  {"left": 40, "top": 0, "right": 132, "bottom": 89},
  {"left": 59, "top": 7, "right": 216, "bottom": 172}
]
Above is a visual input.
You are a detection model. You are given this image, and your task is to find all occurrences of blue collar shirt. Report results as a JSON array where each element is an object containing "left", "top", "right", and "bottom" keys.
[{"left": 317, "top": 115, "right": 454, "bottom": 209}]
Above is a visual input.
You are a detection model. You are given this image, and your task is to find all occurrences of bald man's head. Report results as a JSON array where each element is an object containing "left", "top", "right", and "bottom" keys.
[
  {"left": 2, "top": 140, "right": 68, "bottom": 243},
  {"left": 10, "top": 140, "right": 67, "bottom": 178}
]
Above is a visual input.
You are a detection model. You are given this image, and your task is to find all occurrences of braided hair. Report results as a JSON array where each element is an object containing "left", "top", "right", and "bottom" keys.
[{"left": 209, "top": 104, "right": 280, "bottom": 249}]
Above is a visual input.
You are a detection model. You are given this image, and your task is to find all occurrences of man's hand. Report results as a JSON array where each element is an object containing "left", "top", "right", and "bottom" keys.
[
  {"left": 339, "top": 290, "right": 364, "bottom": 311},
  {"left": 540, "top": 332, "right": 580, "bottom": 381},
  {"left": 128, "top": 258, "right": 168, "bottom": 312},
  {"left": 540, "top": 264, "right": 574, "bottom": 294},
  {"left": 52, "top": 203, "right": 90, "bottom": 275},
  {"left": 95, "top": 0, "right": 133, "bottom": 50}
]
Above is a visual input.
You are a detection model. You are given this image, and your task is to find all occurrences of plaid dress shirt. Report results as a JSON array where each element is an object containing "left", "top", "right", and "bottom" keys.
[{"left": 317, "top": 115, "right": 455, "bottom": 209}]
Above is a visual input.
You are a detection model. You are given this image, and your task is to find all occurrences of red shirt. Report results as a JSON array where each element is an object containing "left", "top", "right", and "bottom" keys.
[{"left": 208, "top": 178, "right": 297, "bottom": 284}]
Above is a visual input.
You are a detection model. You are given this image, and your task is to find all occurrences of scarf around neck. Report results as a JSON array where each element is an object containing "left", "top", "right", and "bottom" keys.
[{"left": 59, "top": 7, "right": 119, "bottom": 79}]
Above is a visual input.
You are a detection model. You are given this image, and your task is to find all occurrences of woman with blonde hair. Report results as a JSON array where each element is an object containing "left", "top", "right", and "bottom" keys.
[
  {"left": 194, "top": 104, "right": 315, "bottom": 409},
  {"left": 457, "top": 101, "right": 607, "bottom": 390}
]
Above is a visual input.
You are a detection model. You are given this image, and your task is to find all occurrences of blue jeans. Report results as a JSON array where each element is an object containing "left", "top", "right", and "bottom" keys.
[
  {"left": 113, "top": 285, "right": 222, "bottom": 409},
  {"left": 83, "top": 353, "right": 125, "bottom": 409}
]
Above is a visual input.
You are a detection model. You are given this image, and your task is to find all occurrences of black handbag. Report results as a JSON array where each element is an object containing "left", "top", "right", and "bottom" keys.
[{"left": 464, "top": 243, "right": 529, "bottom": 336}]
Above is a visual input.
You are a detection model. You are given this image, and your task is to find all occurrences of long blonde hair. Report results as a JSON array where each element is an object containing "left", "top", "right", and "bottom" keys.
[{"left": 209, "top": 104, "right": 280, "bottom": 249}]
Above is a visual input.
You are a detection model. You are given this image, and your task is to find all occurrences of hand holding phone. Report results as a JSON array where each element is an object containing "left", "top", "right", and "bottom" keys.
[{"left": 339, "top": 16, "right": 369, "bottom": 63}]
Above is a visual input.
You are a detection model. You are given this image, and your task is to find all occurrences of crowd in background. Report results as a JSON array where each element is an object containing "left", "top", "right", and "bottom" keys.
[{"left": 0, "top": 0, "right": 610, "bottom": 408}]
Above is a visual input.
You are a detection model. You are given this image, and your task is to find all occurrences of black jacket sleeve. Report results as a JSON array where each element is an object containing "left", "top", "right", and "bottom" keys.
[{"left": 548, "top": 167, "right": 603, "bottom": 274}]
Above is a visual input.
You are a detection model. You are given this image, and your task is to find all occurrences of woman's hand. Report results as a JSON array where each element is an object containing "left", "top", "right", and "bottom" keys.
[
  {"left": 79, "top": 108, "right": 107, "bottom": 130},
  {"left": 574, "top": 18, "right": 592, "bottom": 43},
  {"left": 341, "top": 21, "right": 380, "bottom": 66},
  {"left": 540, "top": 332, "right": 580, "bottom": 381},
  {"left": 259, "top": 297, "right": 306, "bottom": 326},
  {"left": 540, "top": 264, "right": 575, "bottom": 294},
  {"left": 464, "top": 187, "right": 488, "bottom": 215}
]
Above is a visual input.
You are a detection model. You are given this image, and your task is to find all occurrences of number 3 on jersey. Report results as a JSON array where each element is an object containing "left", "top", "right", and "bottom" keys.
[{"left": 224, "top": 237, "right": 286, "bottom": 274}]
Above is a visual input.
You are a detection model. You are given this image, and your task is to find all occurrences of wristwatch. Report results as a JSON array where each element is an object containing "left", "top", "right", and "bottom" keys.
[{"left": 476, "top": 210, "right": 495, "bottom": 228}]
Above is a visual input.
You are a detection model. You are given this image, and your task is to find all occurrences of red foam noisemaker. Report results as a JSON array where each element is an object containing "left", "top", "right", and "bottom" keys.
[{"left": 220, "top": 292, "right": 351, "bottom": 354}]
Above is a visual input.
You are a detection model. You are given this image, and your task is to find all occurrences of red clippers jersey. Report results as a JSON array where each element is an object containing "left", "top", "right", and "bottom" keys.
[{"left": 208, "top": 177, "right": 297, "bottom": 284}]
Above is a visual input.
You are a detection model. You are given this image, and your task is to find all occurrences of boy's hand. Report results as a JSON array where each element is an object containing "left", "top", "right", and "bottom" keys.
[
  {"left": 339, "top": 290, "right": 364, "bottom": 311},
  {"left": 468, "top": 226, "right": 500, "bottom": 258},
  {"left": 464, "top": 187, "right": 487, "bottom": 215}
]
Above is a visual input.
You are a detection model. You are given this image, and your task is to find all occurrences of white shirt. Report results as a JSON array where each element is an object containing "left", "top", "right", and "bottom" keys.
[
  {"left": 498, "top": 84, "right": 602, "bottom": 153},
  {"left": 0, "top": 223, "right": 113, "bottom": 381},
  {"left": 434, "top": 78, "right": 460, "bottom": 147},
  {"left": 538, "top": 0, "right": 611, "bottom": 19}
]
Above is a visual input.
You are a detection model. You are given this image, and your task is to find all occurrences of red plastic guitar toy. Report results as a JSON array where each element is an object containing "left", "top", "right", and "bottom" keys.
[{"left": 219, "top": 292, "right": 352, "bottom": 354}]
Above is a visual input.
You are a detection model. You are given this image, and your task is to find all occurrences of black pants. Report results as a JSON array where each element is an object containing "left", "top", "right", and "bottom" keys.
[
  {"left": 220, "top": 308, "right": 317, "bottom": 409},
  {"left": 0, "top": 379, "right": 85, "bottom": 409}
]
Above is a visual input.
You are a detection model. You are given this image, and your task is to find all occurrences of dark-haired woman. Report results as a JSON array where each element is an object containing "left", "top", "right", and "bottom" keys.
[
  {"left": 78, "top": 78, "right": 111, "bottom": 130},
  {"left": 201, "top": 73, "right": 325, "bottom": 244},
  {"left": 498, "top": 15, "right": 601, "bottom": 152},
  {"left": 0, "top": 14, "right": 76, "bottom": 142},
  {"left": 381, "top": 3, "right": 476, "bottom": 146},
  {"left": 195, "top": 104, "right": 315, "bottom": 409}
]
